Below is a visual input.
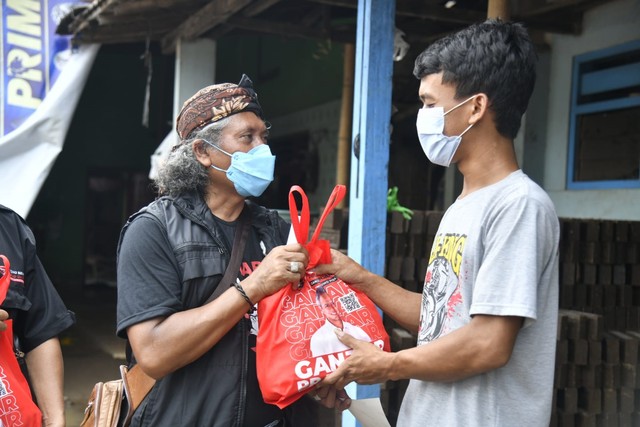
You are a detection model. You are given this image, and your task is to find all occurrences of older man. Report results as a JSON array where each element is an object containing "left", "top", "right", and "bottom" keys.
[{"left": 116, "top": 75, "right": 318, "bottom": 426}]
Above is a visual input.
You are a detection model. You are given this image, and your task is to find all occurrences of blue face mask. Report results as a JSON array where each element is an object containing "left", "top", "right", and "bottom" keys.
[{"left": 206, "top": 142, "right": 276, "bottom": 197}]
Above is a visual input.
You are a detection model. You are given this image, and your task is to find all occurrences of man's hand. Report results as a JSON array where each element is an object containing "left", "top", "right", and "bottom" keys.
[
  {"left": 0, "top": 309, "right": 8, "bottom": 332},
  {"left": 312, "top": 249, "right": 372, "bottom": 292},
  {"left": 321, "top": 330, "right": 393, "bottom": 390},
  {"left": 244, "top": 243, "right": 309, "bottom": 301},
  {"left": 308, "top": 384, "right": 351, "bottom": 411}
]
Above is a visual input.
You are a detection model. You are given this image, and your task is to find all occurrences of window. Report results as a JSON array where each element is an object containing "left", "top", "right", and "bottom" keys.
[{"left": 567, "top": 39, "right": 640, "bottom": 189}]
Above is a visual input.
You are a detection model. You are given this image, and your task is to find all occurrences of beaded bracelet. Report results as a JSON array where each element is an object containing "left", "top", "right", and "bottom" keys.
[{"left": 231, "top": 282, "right": 254, "bottom": 308}]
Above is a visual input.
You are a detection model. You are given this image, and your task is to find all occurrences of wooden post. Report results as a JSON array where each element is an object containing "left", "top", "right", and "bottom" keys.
[
  {"left": 336, "top": 43, "right": 355, "bottom": 208},
  {"left": 487, "top": 0, "right": 510, "bottom": 20}
]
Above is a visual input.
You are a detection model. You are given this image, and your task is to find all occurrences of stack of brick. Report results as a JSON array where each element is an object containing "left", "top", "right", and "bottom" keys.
[
  {"left": 553, "top": 309, "right": 640, "bottom": 426},
  {"left": 384, "top": 210, "right": 443, "bottom": 295},
  {"left": 383, "top": 210, "right": 444, "bottom": 340},
  {"left": 559, "top": 219, "right": 640, "bottom": 331},
  {"left": 552, "top": 310, "right": 604, "bottom": 426}
]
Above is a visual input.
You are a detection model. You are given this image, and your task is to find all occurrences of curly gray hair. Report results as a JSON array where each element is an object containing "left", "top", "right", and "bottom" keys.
[{"left": 154, "top": 117, "right": 231, "bottom": 197}]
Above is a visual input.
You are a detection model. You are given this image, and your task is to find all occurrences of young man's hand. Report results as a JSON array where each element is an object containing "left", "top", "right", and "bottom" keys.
[{"left": 320, "top": 330, "right": 393, "bottom": 390}]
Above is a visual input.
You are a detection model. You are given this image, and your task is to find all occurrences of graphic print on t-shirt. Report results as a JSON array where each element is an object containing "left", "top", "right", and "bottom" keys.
[{"left": 418, "top": 232, "right": 467, "bottom": 345}]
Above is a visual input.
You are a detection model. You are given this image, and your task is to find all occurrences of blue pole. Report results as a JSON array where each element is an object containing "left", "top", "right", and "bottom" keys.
[{"left": 344, "top": 0, "right": 395, "bottom": 425}]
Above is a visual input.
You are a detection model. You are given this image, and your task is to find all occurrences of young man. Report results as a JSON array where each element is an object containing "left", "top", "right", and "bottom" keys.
[
  {"left": 116, "top": 75, "right": 339, "bottom": 426},
  {"left": 316, "top": 20, "right": 560, "bottom": 426}
]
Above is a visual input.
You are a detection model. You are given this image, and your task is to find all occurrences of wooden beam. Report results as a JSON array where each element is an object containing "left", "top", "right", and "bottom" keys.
[
  {"left": 523, "top": 14, "right": 583, "bottom": 35},
  {"left": 306, "top": 0, "right": 485, "bottom": 24},
  {"left": 68, "top": 0, "right": 119, "bottom": 35},
  {"left": 395, "top": 0, "right": 485, "bottom": 23},
  {"left": 300, "top": 5, "right": 325, "bottom": 27},
  {"left": 336, "top": 42, "right": 355, "bottom": 203},
  {"left": 206, "top": 23, "right": 235, "bottom": 41},
  {"left": 109, "top": 0, "right": 191, "bottom": 16},
  {"left": 518, "top": 0, "right": 614, "bottom": 18},
  {"left": 73, "top": 28, "right": 167, "bottom": 45},
  {"left": 161, "top": 0, "right": 253, "bottom": 54},
  {"left": 199, "top": 0, "right": 285, "bottom": 43},
  {"left": 246, "top": 0, "right": 284, "bottom": 16},
  {"left": 95, "top": 13, "right": 187, "bottom": 27},
  {"left": 487, "top": 0, "right": 510, "bottom": 20},
  {"left": 223, "top": 16, "right": 355, "bottom": 43}
]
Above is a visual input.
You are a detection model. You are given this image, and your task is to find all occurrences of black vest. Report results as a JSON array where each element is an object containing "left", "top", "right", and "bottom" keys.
[
  {"left": 118, "top": 192, "right": 287, "bottom": 309},
  {"left": 116, "top": 193, "right": 289, "bottom": 426}
]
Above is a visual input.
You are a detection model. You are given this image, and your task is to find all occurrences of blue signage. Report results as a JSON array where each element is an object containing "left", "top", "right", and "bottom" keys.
[{"left": 1, "top": 0, "right": 78, "bottom": 136}]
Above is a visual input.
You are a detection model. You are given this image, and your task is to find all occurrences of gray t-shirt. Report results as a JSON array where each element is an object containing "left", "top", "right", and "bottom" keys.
[{"left": 398, "top": 170, "right": 559, "bottom": 427}]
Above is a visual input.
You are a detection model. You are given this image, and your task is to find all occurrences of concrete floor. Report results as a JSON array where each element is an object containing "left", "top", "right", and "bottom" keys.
[{"left": 60, "top": 286, "right": 125, "bottom": 426}]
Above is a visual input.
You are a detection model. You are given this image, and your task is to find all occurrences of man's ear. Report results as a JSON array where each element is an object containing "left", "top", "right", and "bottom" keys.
[
  {"left": 469, "top": 94, "right": 489, "bottom": 125},
  {"left": 192, "top": 139, "right": 211, "bottom": 167}
]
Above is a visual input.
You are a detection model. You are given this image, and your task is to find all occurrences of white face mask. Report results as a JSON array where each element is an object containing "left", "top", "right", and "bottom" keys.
[{"left": 416, "top": 95, "right": 476, "bottom": 167}]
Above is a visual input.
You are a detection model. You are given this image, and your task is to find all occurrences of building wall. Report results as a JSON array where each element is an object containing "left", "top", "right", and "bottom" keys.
[
  {"left": 543, "top": 0, "right": 640, "bottom": 220},
  {"left": 268, "top": 100, "right": 341, "bottom": 213},
  {"left": 27, "top": 36, "right": 343, "bottom": 286},
  {"left": 26, "top": 43, "right": 173, "bottom": 286},
  {"left": 216, "top": 35, "right": 345, "bottom": 213},
  {"left": 216, "top": 35, "right": 344, "bottom": 119}
]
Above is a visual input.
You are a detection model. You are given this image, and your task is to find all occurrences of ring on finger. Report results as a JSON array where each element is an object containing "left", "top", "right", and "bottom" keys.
[
  {"left": 312, "top": 394, "right": 322, "bottom": 401},
  {"left": 290, "top": 261, "right": 303, "bottom": 273}
]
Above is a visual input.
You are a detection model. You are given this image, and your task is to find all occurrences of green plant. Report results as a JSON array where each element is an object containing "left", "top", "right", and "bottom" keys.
[{"left": 387, "top": 186, "right": 413, "bottom": 220}]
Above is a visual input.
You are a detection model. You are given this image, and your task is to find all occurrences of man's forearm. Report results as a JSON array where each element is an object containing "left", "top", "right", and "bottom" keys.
[
  {"left": 389, "top": 314, "right": 523, "bottom": 382},
  {"left": 356, "top": 271, "right": 422, "bottom": 332},
  {"left": 25, "top": 337, "right": 66, "bottom": 427}
]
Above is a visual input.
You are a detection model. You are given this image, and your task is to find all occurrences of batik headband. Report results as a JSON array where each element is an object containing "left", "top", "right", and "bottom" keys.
[{"left": 175, "top": 74, "right": 264, "bottom": 141}]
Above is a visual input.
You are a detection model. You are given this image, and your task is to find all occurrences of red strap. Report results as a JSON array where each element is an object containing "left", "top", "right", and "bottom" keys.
[
  {"left": 288, "top": 186, "right": 310, "bottom": 245},
  {"left": 0, "top": 255, "right": 10, "bottom": 304},
  {"left": 310, "top": 185, "right": 346, "bottom": 243},
  {"left": 287, "top": 185, "right": 346, "bottom": 269}
]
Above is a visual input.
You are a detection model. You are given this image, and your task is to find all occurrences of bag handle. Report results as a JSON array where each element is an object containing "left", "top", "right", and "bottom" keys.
[
  {"left": 310, "top": 185, "right": 346, "bottom": 243},
  {"left": 288, "top": 185, "right": 346, "bottom": 269},
  {"left": 288, "top": 185, "right": 311, "bottom": 245}
]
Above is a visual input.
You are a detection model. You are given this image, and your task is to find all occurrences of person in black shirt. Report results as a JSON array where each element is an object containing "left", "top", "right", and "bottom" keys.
[
  {"left": 117, "top": 75, "right": 330, "bottom": 426},
  {"left": 0, "top": 204, "right": 76, "bottom": 427}
]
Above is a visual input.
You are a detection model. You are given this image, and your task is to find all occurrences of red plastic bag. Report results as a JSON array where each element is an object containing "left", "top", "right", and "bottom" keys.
[
  {"left": 0, "top": 255, "right": 43, "bottom": 427},
  {"left": 256, "top": 185, "right": 390, "bottom": 409}
]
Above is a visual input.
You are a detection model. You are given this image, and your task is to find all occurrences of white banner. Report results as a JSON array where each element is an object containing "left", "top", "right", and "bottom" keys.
[{"left": 0, "top": 0, "right": 98, "bottom": 217}]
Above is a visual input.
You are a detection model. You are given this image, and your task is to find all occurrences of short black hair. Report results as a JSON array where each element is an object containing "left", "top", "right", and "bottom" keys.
[{"left": 413, "top": 19, "right": 537, "bottom": 139}]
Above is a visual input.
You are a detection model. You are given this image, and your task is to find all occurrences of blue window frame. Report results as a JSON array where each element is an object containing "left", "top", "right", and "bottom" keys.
[{"left": 567, "top": 39, "right": 640, "bottom": 190}]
